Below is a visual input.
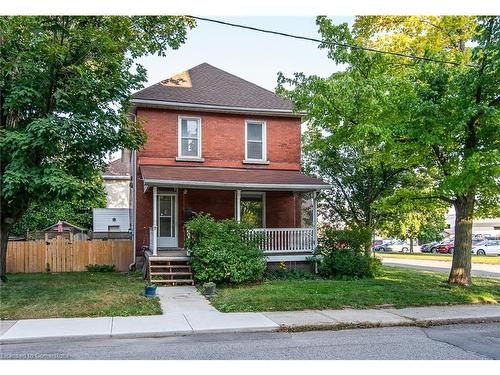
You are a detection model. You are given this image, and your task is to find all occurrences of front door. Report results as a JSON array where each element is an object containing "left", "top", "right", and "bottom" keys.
[{"left": 157, "top": 194, "right": 177, "bottom": 248}]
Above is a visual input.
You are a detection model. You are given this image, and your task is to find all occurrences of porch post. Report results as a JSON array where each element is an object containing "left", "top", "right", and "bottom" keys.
[
  {"left": 152, "top": 186, "right": 158, "bottom": 256},
  {"left": 312, "top": 191, "right": 318, "bottom": 250},
  {"left": 236, "top": 189, "right": 241, "bottom": 223}
]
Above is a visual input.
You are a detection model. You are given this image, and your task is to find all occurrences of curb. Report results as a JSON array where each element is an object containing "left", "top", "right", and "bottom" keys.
[
  {"left": 278, "top": 316, "right": 500, "bottom": 333},
  {"left": 0, "top": 325, "right": 278, "bottom": 345},
  {"left": 2, "top": 317, "right": 499, "bottom": 344}
]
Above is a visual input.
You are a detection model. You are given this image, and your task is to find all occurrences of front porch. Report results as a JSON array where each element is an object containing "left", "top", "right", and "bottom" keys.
[
  {"left": 136, "top": 165, "right": 329, "bottom": 285},
  {"left": 147, "top": 226, "right": 317, "bottom": 261},
  {"left": 144, "top": 226, "right": 317, "bottom": 285}
]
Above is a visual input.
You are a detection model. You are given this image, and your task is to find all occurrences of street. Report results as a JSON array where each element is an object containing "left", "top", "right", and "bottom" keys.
[{"left": 1, "top": 323, "right": 498, "bottom": 360}]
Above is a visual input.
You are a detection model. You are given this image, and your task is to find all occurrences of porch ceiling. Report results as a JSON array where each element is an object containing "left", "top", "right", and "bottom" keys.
[{"left": 141, "top": 165, "right": 330, "bottom": 191}]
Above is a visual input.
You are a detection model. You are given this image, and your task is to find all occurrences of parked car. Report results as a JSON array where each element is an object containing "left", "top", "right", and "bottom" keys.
[
  {"left": 472, "top": 240, "right": 500, "bottom": 256},
  {"left": 420, "top": 241, "right": 439, "bottom": 253},
  {"left": 437, "top": 239, "right": 484, "bottom": 254},
  {"left": 437, "top": 241, "right": 454, "bottom": 254},
  {"left": 373, "top": 239, "right": 410, "bottom": 253}
]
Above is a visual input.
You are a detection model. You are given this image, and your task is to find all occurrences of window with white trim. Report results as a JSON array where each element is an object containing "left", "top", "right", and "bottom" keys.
[
  {"left": 245, "top": 121, "right": 266, "bottom": 161},
  {"left": 178, "top": 117, "right": 201, "bottom": 158}
]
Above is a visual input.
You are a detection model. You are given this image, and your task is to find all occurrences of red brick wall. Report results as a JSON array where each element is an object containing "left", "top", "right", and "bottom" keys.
[
  {"left": 135, "top": 176, "right": 154, "bottom": 253},
  {"left": 134, "top": 106, "right": 303, "bottom": 254},
  {"left": 265, "top": 191, "right": 300, "bottom": 228},
  {"left": 136, "top": 108, "right": 301, "bottom": 171}
]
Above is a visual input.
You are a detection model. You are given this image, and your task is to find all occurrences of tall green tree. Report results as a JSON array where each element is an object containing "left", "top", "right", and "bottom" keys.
[
  {"left": 0, "top": 16, "right": 195, "bottom": 281},
  {"left": 377, "top": 189, "right": 448, "bottom": 251},
  {"left": 10, "top": 175, "right": 107, "bottom": 237},
  {"left": 280, "top": 16, "right": 499, "bottom": 286},
  {"left": 301, "top": 136, "right": 408, "bottom": 256},
  {"left": 277, "top": 37, "right": 411, "bottom": 255}
]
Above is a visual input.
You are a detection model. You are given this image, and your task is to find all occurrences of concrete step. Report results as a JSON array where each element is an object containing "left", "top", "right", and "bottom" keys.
[{"left": 151, "top": 279, "right": 194, "bottom": 285}]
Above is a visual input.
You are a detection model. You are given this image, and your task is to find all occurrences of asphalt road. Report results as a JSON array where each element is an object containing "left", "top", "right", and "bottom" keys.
[
  {"left": 381, "top": 258, "right": 500, "bottom": 277},
  {"left": 1, "top": 323, "right": 498, "bottom": 360}
]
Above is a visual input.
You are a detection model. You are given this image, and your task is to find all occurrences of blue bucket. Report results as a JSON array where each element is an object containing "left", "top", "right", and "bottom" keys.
[{"left": 144, "top": 285, "right": 157, "bottom": 298}]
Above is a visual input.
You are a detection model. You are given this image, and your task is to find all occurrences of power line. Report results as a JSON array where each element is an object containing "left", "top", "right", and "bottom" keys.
[{"left": 190, "top": 16, "right": 475, "bottom": 68}]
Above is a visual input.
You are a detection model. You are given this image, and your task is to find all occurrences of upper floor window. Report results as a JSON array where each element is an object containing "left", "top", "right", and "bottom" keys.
[
  {"left": 178, "top": 117, "right": 201, "bottom": 159},
  {"left": 245, "top": 120, "right": 267, "bottom": 162}
]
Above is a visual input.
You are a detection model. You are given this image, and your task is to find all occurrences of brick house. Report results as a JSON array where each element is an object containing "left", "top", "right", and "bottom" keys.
[{"left": 130, "top": 63, "right": 329, "bottom": 284}]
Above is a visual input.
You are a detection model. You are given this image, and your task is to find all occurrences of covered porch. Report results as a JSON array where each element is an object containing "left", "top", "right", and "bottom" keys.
[{"left": 140, "top": 165, "right": 329, "bottom": 261}]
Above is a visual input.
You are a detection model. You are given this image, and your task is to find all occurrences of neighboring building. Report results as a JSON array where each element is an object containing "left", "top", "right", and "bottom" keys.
[
  {"left": 92, "top": 208, "right": 130, "bottom": 235},
  {"left": 103, "top": 151, "right": 131, "bottom": 208},
  {"left": 27, "top": 220, "right": 89, "bottom": 240},
  {"left": 92, "top": 151, "right": 132, "bottom": 236},
  {"left": 129, "top": 63, "right": 329, "bottom": 284},
  {"left": 445, "top": 207, "right": 500, "bottom": 239}
]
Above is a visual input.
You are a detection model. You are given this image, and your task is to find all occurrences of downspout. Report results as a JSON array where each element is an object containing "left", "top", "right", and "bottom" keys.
[
  {"left": 128, "top": 113, "right": 138, "bottom": 271},
  {"left": 312, "top": 190, "right": 319, "bottom": 274}
]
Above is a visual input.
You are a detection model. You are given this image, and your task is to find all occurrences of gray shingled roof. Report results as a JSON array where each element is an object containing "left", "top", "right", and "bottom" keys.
[
  {"left": 132, "top": 63, "right": 294, "bottom": 111},
  {"left": 141, "top": 166, "right": 329, "bottom": 190}
]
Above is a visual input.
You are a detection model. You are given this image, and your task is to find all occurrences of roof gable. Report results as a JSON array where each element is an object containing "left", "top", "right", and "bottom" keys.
[{"left": 132, "top": 63, "right": 294, "bottom": 112}]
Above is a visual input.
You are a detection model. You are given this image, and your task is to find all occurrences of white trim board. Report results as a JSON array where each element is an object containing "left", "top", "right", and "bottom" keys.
[
  {"left": 143, "top": 179, "right": 330, "bottom": 191},
  {"left": 132, "top": 99, "right": 303, "bottom": 118},
  {"left": 245, "top": 120, "right": 267, "bottom": 163},
  {"left": 178, "top": 116, "right": 202, "bottom": 159},
  {"left": 265, "top": 255, "right": 314, "bottom": 262}
]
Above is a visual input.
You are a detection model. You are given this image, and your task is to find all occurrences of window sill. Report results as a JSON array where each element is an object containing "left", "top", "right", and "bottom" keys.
[
  {"left": 242, "top": 160, "right": 270, "bottom": 165},
  {"left": 175, "top": 157, "right": 205, "bottom": 163}
]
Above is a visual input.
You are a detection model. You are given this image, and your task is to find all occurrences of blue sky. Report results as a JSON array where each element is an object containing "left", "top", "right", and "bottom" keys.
[{"left": 135, "top": 16, "right": 353, "bottom": 92}]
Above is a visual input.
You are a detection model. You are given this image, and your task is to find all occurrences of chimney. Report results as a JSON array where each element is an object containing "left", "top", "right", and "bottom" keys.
[{"left": 121, "top": 149, "right": 131, "bottom": 163}]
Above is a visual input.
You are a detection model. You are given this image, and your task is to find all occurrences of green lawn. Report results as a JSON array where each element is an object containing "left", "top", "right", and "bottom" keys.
[
  {"left": 376, "top": 252, "right": 500, "bottom": 265},
  {"left": 211, "top": 267, "right": 500, "bottom": 312},
  {"left": 0, "top": 272, "right": 162, "bottom": 320}
]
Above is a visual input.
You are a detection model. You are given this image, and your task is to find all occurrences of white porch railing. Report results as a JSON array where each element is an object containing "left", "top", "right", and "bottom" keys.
[
  {"left": 246, "top": 228, "right": 316, "bottom": 253},
  {"left": 148, "top": 226, "right": 157, "bottom": 255},
  {"left": 152, "top": 226, "right": 317, "bottom": 256}
]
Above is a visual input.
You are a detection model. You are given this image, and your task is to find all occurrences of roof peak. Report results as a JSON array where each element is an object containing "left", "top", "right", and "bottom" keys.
[{"left": 132, "top": 63, "right": 294, "bottom": 113}]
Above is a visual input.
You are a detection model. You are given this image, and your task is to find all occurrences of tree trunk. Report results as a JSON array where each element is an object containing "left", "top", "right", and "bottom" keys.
[
  {"left": 448, "top": 195, "right": 474, "bottom": 286},
  {"left": 0, "top": 221, "right": 11, "bottom": 283},
  {"left": 409, "top": 238, "right": 414, "bottom": 253},
  {"left": 364, "top": 228, "right": 374, "bottom": 257},
  {"left": 364, "top": 241, "right": 372, "bottom": 256}
]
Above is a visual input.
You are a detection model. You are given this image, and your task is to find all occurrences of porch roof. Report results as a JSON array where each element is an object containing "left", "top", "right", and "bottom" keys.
[{"left": 141, "top": 166, "right": 329, "bottom": 191}]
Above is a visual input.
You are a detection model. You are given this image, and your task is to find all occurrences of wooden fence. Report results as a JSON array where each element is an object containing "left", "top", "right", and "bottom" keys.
[{"left": 6, "top": 235, "right": 134, "bottom": 273}]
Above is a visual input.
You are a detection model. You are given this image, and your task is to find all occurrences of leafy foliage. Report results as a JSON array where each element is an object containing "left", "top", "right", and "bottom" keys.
[
  {"left": 277, "top": 30, "right": 414, "bottom": 254},
  {"left": 185, "top": 214, "right": 266, "bottom": 284},
  {"left": 0, "top": 16, "right": 195, "bottom": 278},
  {"left": 85, "top": 264, "right": 116, "bottom": 273},
  {"left": 317, "top": 227, "right": 382, "bottom": 279},
  {"left": 376, "top": 186, "right": 449, "bottom": 244},
  {"left": 278, "top": 16, "right": 500, "bottom": 285},
  {"left": 266, "top": 268, "right": 317, "bottom": 281},
  {"left": 10, "top": 176, "right": 106, "bottom": 236}
]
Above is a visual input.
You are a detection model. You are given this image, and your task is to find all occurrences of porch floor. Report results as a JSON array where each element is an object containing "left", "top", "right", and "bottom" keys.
[{"left": 145, "top": 249, "right": 189, "bottom": 260}]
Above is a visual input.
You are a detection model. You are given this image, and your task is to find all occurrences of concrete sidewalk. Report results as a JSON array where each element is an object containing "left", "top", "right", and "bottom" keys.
[
  {"left": 1, "top": 285, "right": 499, "bottom": 344},
  {"left": 1, "top": 304, "right": 499, "bottom": 344},
  {"left": 0, "top": 286, "right": 279, "bottom": 344},
  {"left": 263, "top": 304, "right": 500, "bottom": 329}
]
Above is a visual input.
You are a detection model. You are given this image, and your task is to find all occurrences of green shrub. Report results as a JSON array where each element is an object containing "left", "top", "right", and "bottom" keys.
[
  {"left": 85, "top": 264, "right": 116, "bottom": 272},
  {"left": 266, "top": 268, "right": 317, "bottom": 280},
  {"left": 317, "top": 227, "right": 381, "bottom": 279},
  {"left": 185, "top": 214, "right": 266, "bottom": 284}
]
